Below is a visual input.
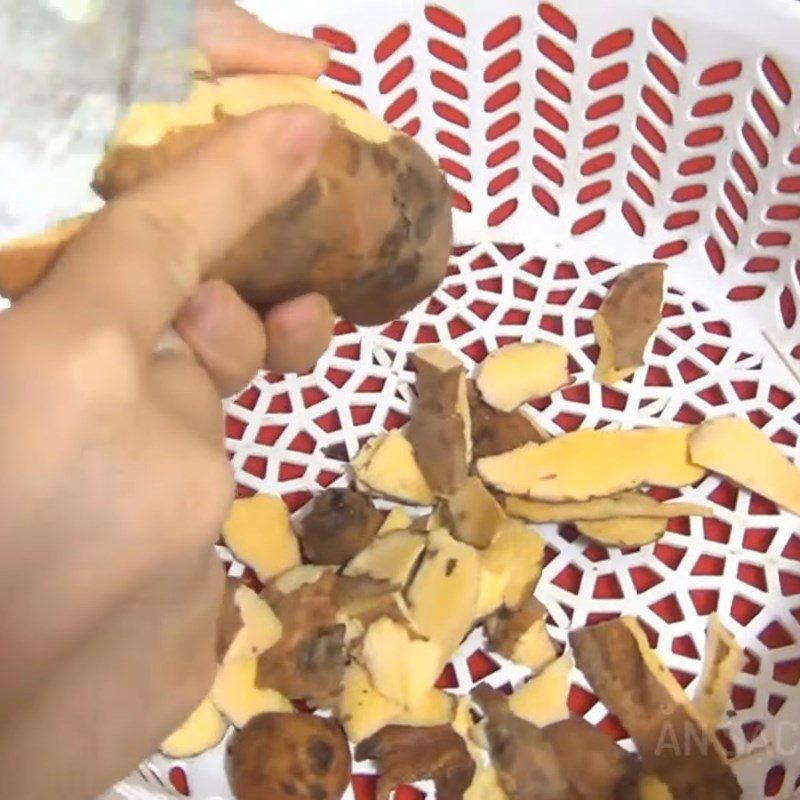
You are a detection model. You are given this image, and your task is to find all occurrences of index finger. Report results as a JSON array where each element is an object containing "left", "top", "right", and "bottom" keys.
[{"left": 36, "top": 106, "right": 329, "bottom": 352}]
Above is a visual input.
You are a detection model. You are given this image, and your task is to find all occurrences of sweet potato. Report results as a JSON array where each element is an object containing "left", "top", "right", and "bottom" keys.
[
  {"left": 352, "top": 431, "right": 434, "bottom": 505},
  {"left": 223, "top": 494, "right": 300, "bottom": 582},
  {"left": 0, "top": 76, "right": 452, "bottom": 326},
  {"left": 160, "top": 698, "right": 226, "bottom": 758},
  {"left": 484, "top": 597, "right": 557, "bottom": 671}
]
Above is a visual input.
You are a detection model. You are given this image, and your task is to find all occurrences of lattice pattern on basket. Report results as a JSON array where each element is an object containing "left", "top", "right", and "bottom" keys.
[
  {"left": 105, "top": 1, "right": 800, "bottom": 798},
  {"left": 114, "top": 246, "right": 800, "bottom": 800},
  {"left": 242, "top": 0, "right": 800, "bottom": 367}
]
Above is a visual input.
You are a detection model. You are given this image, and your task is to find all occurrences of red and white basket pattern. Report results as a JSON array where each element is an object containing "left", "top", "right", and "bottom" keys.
[{"left": 110, "top": 1, "right": 800, "bottom": 799}]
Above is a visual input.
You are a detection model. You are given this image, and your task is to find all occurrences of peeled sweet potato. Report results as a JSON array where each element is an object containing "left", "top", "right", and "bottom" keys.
[{"left": 0, "top": 76, "right": 452, "bottom": 326}]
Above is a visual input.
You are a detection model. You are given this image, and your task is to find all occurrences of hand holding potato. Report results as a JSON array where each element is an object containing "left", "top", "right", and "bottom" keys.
[{"left": 0, "top": 9, "right": 336, "bottom": 799}]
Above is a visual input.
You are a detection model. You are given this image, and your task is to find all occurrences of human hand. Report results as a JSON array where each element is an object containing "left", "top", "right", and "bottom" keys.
[{"left": 0, "top": 6, "right": 333, "bottom": 799}]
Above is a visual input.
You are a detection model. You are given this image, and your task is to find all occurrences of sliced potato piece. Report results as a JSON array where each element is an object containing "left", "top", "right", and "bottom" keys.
[
  {"left": 223, "top": 494, "right": 301, "bottom": 582},
  {"left": 481, "top": 519, "right": 545, "bottom": 610},
  {"left": 478, "top": 427, "right": 705, "bottom": 501},
  {"left": 352, "top": 430, "right": 435, "bottom": 505},
  {"left": 343, "top": 529, "right": 426, "bottom": 586},
  {"left": 476, "top": 342, "right": 570, "bottom": 412},
  {"left": 576, "top": 517, "right": 667, "bottom": 548},
  {"left": 394, "top": 688, "right": 456, "bottom": 727},
  {"left": 361, "top": 617, "right": 446, "bottom": 709},
  {"left": 444, "top": 476, "right": 506, "bottom": 549},
  {"left": 485, "top": 598, "right": 557, "bottom": 672},
  {"left": 570, "top": 617, "right": 741, "bottom": 799},
  {"left": 219, "top": 583, "right": 282, "bottom": 664},
  {"left": 378, "top": 506, "right": 414, "bottom": 535},
  {"left": 339, "top": 660, "right": 402, "bottom": 744},
  {"left": 505, "top": 492, "right": 711, "bottom": 523},
  {"left": 689, "top": 417, "right": 800, "bottom": 516},
  {"left": 508, "top": 651, "right": 572, "bottom": 727},
  {"left": 593, "top": 263, "right": 666, "bottom": 385},
  {"left": 406, "top": 528, "right": 481, "bottom": 651},
  {"left": 211, "top": 657, "right": 293, "bottom": 727},
  {"left": 467, "top": 379, "right": 548, "bottom": 460},
  {"left": 693, "top": 613, "right": 745, "bottom": 730},
  {"left": 160, "top": 698, "right": 227, "bottom": 758}
]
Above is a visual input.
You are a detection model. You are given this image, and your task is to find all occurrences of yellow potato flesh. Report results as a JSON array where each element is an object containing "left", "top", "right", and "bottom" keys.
[
  {"left": 113, "top": 74, "right": 392, "bottom": 149},
  {"left": 222, "top": 494, "right": 300, "bottom": 582},
  {"left": 689, "top": 416, "right": 800, "bottom": 516},
  {"left": 476, "top": 342, "right": 571, "bottom": 413},
  {"left": 478, "top": 427, "right": 705, "bottom": 501}
]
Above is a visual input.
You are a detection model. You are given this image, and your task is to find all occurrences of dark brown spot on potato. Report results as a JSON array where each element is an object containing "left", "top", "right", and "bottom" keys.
[
  {"left": 307, "top": 738, "right": 335, "bottom": 775},
  {"left": 445, "top": 558, "right": 457, "bottom": 577},
  {"left": 416, "top": 203, "right": 438, "bottom": 244},
  {"left": 309, "top": 785, "right": 328, "bottom": 800},
  {"left": 273, "top": 178, "right": 322, "bottom": 222}
]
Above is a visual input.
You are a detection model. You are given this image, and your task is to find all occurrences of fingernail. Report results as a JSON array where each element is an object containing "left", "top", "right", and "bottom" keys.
[{"left": 305, "top": 38, "right": 331, "bottom": 72}]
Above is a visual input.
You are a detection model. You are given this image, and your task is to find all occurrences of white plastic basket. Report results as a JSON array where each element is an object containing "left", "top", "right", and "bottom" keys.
[{"left": 96, "top": 0, "right": 800, "bottom": 797}]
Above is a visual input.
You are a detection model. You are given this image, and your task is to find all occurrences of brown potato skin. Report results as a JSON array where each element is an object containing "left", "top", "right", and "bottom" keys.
[
  {"left": 299, "top": 489, "right": 383, "bottom": 565},
  {"left": 93, "top": 119, "right": 453, "bottom": 326},
  {"left": 230, "top": 712, "right": 351, "bottom": 800},
  {"left": 215, "top": 576, "right": 244, "bottom": 662}
]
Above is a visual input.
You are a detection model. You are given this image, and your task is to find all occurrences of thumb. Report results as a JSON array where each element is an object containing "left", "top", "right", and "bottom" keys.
[{"left": 32, "top": 106, "right": 330, "bottom": 355}]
